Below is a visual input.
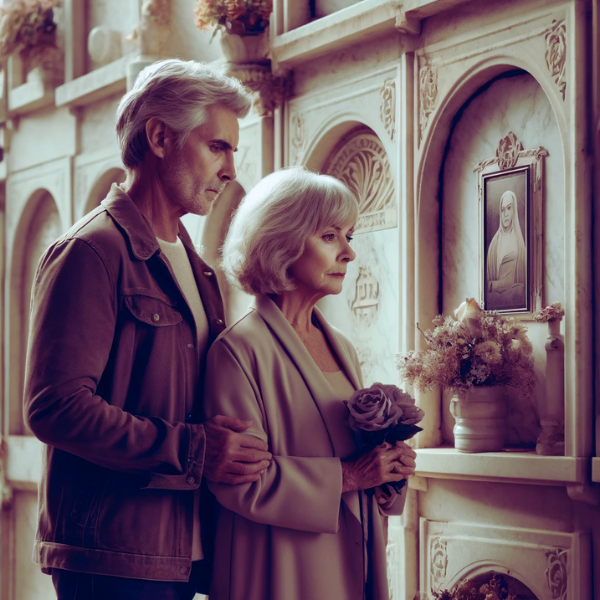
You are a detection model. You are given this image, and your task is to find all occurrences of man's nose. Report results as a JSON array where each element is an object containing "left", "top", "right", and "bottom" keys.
[{"left": 218, "top": 151, "right": 236, "bottom": 182}]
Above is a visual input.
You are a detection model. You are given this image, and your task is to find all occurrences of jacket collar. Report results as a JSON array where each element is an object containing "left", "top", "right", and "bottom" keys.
[{"left": 101, "top": 183, "right": 198, "bottom": 262}]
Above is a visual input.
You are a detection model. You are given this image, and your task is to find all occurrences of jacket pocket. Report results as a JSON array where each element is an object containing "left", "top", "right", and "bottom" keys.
[{"left": 123, "top": 290, "right": 182, "bottom": 327}]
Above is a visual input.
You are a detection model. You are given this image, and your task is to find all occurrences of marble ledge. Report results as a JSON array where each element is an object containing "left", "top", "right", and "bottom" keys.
[
  {"left": 55, "top": 55, "right": 134, "bottom": 109},
  {"left": 270, "top": 0, "right": 474, "bottom": 66},
  {"left": 592, "top": 457, "right": 600, "bottom": 483},
  {"left": 8, "top": 78, "right": 54, "bottom": 116},
  {"left": 415, "top": 447, "right": 588, "bottom": 485}
]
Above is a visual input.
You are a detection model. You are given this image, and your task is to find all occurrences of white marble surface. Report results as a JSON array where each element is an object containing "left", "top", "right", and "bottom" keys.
[
  {"left": 320, "top": 227, "right": 400, "bottom": 387},
  {"left": 441, "top": 73, "right": 564, "bottom": 447}
]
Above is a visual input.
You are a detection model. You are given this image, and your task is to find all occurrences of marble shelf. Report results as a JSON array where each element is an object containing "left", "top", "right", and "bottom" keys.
[
  {"left": 55, "top": 55, "right": 134, "bottom": 109},
  {"left": 270, "top": 0, "right": 474, "bottom": 67},
  {"left": 8, "top": 77, "right": 55, "bottom": 116},
  {"left": 415, "top": 447, "right": 588, "bottom": 485},
  {"left": 592, "top": 457, "right": 600, "bottom": 483}
]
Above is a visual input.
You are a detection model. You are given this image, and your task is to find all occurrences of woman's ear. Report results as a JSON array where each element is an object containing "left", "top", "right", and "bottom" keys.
[{"left": 145, "top": 117, "right": 169, "bottom": 159}]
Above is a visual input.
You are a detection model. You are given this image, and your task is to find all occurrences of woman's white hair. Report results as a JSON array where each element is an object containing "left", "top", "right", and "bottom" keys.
[
  {"left": 222, "top": 167, "right": 359, "bottom": 295},
  {"left": 116, "top": 59, "right": 252, "bottom": 168}
]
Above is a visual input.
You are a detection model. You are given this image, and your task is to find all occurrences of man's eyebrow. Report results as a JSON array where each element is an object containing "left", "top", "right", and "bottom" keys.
[{"left": 210, "top": 139, "right": 237, "bottom": 151}]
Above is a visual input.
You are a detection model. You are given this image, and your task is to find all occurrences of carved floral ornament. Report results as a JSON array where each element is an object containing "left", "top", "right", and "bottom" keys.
[
  {"left": 430, "top": 535, "right": 448, "bottom": 591},
  {"left": 545, "top": 547, "right": 568, "bottom": 600},
  {"left": 324, "top": 130, "right": 396, "bottom": 233},
  {"left": 290, "top": 111, "right": 307, "bottom": 165},
  {"left": 419, "top": 60, "right": 438, "bottom": 146},
  {"left": 544, "top": 19, "right": 567, "bottom": 101},
  {"left": 380, "top": 78, "right": 396, "bottom": 141}
]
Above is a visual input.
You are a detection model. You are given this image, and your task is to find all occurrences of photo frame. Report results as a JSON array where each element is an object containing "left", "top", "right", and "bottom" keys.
[{"left": 474, "top": 132, "right": 548, "bottom": 317}]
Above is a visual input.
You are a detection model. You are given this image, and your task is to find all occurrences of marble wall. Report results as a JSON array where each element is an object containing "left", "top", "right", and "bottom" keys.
[{"left": 440, "top": 72, "right": 564, "bottom": 446}]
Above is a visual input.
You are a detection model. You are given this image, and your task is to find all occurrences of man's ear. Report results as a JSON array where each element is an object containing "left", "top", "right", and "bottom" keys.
[{"left": 145, "top": 117, "right": 171, "bottom": 159}]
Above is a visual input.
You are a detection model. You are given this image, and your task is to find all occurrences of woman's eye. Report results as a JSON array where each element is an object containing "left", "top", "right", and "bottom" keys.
[
  {"left": 346, "top": 235, "right": 353, "bottom": 243},
  {"left": 323, "top": 233, "right": 335, "bottom": 241},
  {"left": 210, "top": 145, "right": 223, "bottom": 153}
]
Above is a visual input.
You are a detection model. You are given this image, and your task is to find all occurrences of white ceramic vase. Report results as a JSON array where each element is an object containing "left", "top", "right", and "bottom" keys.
[
  {"left": 218, "top": 30, "right": 270, "bottom": 63},
  {"left": 450, "top": 386, "right": 508, "bottom": 452}
]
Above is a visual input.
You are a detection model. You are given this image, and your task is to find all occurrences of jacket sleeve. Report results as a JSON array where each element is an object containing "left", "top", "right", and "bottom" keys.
[
  {"left": 24, "top": 237, "right": 204, "bottom": 491},
  {"left": 203, "top": 337, "right": 343, "bottom": 534}
]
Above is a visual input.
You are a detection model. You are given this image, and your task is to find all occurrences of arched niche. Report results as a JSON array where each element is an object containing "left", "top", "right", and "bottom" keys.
[
  {"left": 414, "top": 60, "right": 567, "bottom": 448},
  {"left": 303, "top": 120, "right": 400, "bottom": 386},
  {"left": 8, "top": 189, "right": 62, "bottom": 434},
  {"left": 83, "top": 167, "right": 126, "bottom": 217},
  {"left": 201, "top": 180, "right": 252, "bottom": 324},
  {"left": 446, "top": 567, "right": 540, "bottom": 600}
]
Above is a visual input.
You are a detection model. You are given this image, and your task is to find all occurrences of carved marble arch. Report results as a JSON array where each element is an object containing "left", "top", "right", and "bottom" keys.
[
  {"left": 201, "top": 181, "right": 252, "bottom": 325},
  {"left": 9, "top": 190, "right": 62, "bottom": 434},
  {"left": 84, "top": 167, "right": 126, "bottom": 216},
  {"left": 305, "top": 121, "right": 396, "bottom": 234}
]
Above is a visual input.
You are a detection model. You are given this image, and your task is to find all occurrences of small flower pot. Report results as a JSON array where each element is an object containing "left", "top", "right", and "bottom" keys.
[
  {"left": 218, "top": 29, "right": 270, "bottom": 64},
  {"left": 450, "top": 386, "right": 508, "bottom": 452}
]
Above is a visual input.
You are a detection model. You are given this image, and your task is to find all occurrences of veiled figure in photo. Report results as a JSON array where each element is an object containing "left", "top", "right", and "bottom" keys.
[{"left": 486, "top": 190, "right": 526, "bottom": 309}]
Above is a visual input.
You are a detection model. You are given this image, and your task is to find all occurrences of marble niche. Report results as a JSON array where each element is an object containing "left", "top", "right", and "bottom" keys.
[{"left": 319, "top": 127, "right": 400, "bottom": 388}]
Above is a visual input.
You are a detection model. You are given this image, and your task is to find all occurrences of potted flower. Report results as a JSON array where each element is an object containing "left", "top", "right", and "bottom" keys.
[
  {"left": 397, "top": 298, "right": 536, "bottom": 452},
  {"left": 194, "top": 0, "right": 272, "bottom": 63},
  {"left": 0, "top": 0, "right": 62, "bottom": 82}
]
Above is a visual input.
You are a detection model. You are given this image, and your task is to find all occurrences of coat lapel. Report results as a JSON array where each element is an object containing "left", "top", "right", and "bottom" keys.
[{"left": 253, "top": 295, "right": 363, "bottom": 523}]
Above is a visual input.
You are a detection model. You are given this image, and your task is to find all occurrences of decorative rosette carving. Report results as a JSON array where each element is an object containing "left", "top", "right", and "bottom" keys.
[
  {"left": 545, "top": 547, "right": 568, "bottom": 600},
  {"left": 380, "top": 78, "right": 396, "bottom": 141},
  {"left": 496, "top": 132, "right": 524, "bottom": 170},
  {"left": 544, "top": 19, "right": 567, "bottom": 100}
]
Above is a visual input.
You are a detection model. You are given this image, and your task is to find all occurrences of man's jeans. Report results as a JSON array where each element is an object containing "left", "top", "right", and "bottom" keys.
[{"left": 51, "top": 562, "right": 203, "bottom": 600}]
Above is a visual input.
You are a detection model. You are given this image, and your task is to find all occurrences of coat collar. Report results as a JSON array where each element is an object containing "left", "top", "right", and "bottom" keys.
[
  {"left": 252, "top": 295, "right": 363, "bottom": 523},
  {"left": 101, "top": 183, "right": 198, "bottom": 262}
]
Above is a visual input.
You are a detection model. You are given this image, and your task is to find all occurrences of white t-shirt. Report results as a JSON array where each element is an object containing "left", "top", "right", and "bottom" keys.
[{"left": 158, "top": 236, "right": 208, "bottom": 562}]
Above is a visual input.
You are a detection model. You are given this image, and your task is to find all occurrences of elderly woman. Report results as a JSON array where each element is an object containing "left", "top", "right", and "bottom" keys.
[{"left": 203, "top": 167, "right": 416, "bottom": 600}]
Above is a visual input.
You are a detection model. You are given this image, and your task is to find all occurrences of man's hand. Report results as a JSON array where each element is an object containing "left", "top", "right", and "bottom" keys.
[{"left": 203, "top": 415, "right": 272, "bottom": 485}]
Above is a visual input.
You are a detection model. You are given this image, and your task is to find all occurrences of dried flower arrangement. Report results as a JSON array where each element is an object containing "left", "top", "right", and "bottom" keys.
[
  {"left": 397, "top": 298, "right": 536, "bottom": 397},
  {"left": 533, "top": 301, "right": 564, "bottom": 323},
  {"left": 0, "top": 0, "right": 61, "bottom": 64},
  {"left": 194, "top": 0, "right": 272, "bottom": 36},
  {"left": 433, "top": 573, "right": 518, "bottom": 600}
]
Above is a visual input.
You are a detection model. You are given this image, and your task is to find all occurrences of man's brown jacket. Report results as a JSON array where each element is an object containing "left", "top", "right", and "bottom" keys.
[{"left": 24, "top": 184, "right": 226, "bottom": 583}]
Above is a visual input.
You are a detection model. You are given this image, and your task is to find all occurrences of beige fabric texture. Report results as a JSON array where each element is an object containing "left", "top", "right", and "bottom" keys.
[{"left": 204, "top": 295, "right": 406, "bottom": 600}]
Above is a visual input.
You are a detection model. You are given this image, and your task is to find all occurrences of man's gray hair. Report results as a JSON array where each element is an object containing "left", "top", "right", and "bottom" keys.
[
  {"left": 116, "top": 59, "right": 253, "bottom": 168},
  {"left": 222, "top": 167, "right": 359, "bottom": 296}
]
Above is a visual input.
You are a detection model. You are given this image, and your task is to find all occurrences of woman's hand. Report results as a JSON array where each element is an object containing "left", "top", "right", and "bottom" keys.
[{"left": 341, "top": 441, "right": 416, "bottom": 493}]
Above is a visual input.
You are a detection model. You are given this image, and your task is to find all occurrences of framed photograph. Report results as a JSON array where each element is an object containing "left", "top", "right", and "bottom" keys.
[{"left": 474, "top": 132, "right": 548, "bottom": 317}]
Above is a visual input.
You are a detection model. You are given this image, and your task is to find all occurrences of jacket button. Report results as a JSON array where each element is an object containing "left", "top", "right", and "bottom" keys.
[
  {"left": 152, "top": 313, "right": 160, "bottom": 322},
  {"left": 203, "top": 270, "right": 213, "bottom": 276},
  {"left": 187, "top": 476, "right": 195, "bottom": 485},
  {"left": 179, "top": 566, "right": 188, "bottom": 576},
  {"left": 187, "top": 343, "right": 194, "bottom": 348},
  {"left": 216, "top": 319, "right": 223, "bottom": 325}
]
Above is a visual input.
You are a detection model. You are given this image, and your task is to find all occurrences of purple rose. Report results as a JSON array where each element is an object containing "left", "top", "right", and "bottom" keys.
[
  {"left": 370, "top": 383, "right": 425, "bottom": 425},
  {"left": 345, "top": 386, "right": 403, "bottom": 432}
]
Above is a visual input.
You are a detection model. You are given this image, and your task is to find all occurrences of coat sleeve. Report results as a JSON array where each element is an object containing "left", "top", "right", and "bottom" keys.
[
  {"left": 203, "top": 337, "right": 343, "bottom": 534},
  {"left": 24, "top": 237, "right": 205, "bottom": 491}
]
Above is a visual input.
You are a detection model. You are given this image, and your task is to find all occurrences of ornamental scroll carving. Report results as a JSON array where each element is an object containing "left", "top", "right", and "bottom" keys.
[
  {"left": 290, "top": 112, "right": 307, "bottom": 165},
  {"left": 419, "top": 60, "right": 438, "bottom": 146},
  {"left": 380, "top": 78, "right": 396, "bottom": 141},
  {"left": 545, "top": 548, "right": 568, "bottom": 600},
  {"left": 324, "top": 129, "right": 396, "bottom": 233},
  {"left": 430, "top": 536, "right": 448, "bottom": 592},
  {"left": 544, "top": 19, "right": 567, "bottom": 101}
]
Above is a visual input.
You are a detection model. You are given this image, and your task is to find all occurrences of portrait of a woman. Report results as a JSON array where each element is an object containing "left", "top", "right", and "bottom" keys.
[
  {"left": 486, "top": 189, "right": 527, "bottom": 310},
  {"left": 203, "top": 167, "right": 416, "bottom": 600}
]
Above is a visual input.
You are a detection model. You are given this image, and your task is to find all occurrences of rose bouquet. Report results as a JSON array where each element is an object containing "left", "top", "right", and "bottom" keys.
[
  {"left": 397, "top": 298, "right": 535, "bottom": 397},
  {"left": 194, "top": 0, "right": 272, "bottom": 37},
  {"left": 533, "top": 301, "right": 564, "bottom": 323},
  {"left": 433, "top": 573, "right": 517, "bottom": 600},
  {"left": 345, "top": 383, "right": 424, "bottom": 492}
]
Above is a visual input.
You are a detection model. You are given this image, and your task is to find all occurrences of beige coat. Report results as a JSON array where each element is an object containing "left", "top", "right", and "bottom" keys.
[{"left": 203, "top": 295, "right": 406, "bottom": 600}]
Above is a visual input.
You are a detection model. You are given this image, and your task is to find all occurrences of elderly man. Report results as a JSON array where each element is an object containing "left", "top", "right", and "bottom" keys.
[{"left": 24, "top": 59, "right": 271, "bottom": 599}]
